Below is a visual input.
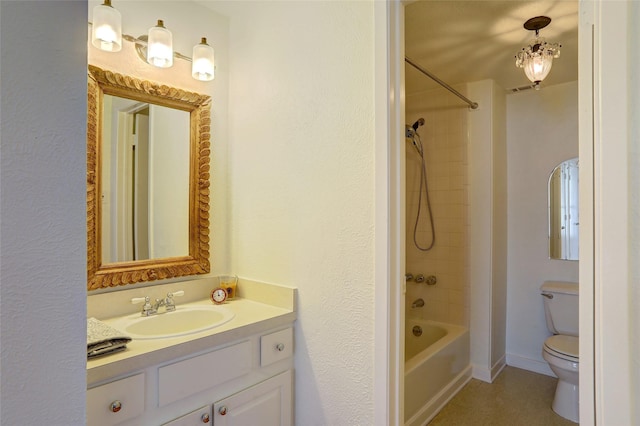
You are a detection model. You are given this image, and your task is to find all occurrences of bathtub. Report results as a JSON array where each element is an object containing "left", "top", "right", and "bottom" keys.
[{"left": 404, "top": 319, "right": 471, "bottom": 426}]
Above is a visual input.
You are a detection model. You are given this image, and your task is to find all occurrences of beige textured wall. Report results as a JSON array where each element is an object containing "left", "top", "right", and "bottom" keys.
[{"left": 212, "top": 1, "right": 378, "bottom": 424}]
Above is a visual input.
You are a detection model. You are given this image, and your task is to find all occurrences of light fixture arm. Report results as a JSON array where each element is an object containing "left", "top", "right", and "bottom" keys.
[
  {"left": 89, "top": 22, "right": 193, "bottom": 62},
  {"left": 126, "top": 34, "right": 193, "bottom": 63}
]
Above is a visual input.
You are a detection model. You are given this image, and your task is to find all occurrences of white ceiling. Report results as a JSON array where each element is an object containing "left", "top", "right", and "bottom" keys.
[{"left": 405, "top": 0, "right": 578, "bottom": 95}]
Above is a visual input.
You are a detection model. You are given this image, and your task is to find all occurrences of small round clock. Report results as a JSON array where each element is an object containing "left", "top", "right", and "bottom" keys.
[{"left": 210, "top": 287, "right": 228, "bottom": 304}]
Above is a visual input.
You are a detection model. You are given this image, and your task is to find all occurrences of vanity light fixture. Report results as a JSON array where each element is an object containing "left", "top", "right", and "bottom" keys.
[
  {"left": 147, "top": 20, "right": 173, "bottom": 68},
  {"left": 91, "top": 0, "right": 122, "bottom": 52},
  {"left": 192, "top": 38, "right": 215, "bottom": 81},
  {"left": 515, "top": 16, "right": 561, "bottom": 89},
  {"left": 89, "top": 1, "right": 215, "bottom": 81}
]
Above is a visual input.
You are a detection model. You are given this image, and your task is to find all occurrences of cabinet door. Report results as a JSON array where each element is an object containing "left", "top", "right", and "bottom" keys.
[
  {"left": 213, "top": 370, "right": 292, "bottom": 426},
  {"left": 163, "top": 406, "right": 212, "bottom": 426}
]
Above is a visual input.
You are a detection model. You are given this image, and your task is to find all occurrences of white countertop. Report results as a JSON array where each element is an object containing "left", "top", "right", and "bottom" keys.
[{"left": 87, "top": 279, "right": 297, "bottom": 386}]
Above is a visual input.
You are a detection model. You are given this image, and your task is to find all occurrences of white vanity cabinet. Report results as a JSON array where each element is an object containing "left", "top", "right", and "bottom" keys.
[
  {"left": 87, "top": 325, "right": 294, "bottom": 426},
  {"left": 213, "top": 369, "right": 292, "bottom": 426}
]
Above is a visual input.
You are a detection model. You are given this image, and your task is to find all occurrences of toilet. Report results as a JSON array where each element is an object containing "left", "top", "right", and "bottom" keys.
[{"left": 541, "top": 280, "right": 579, "bottom": 423}]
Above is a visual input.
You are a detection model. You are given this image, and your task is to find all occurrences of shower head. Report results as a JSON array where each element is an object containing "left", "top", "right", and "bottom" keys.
[{"left": 412, "top": 118, "right": 425, "bottom": 131}]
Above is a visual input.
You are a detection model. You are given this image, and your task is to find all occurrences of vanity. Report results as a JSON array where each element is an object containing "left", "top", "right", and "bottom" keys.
[
  {"left": 87, "top": 278, "right": 296, "bottom": 426},
  {"left": 85, "top": 67, "right": 296, "bottom": 425}
]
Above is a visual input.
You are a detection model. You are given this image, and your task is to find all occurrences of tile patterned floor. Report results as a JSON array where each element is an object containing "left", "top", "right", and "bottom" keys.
[{"left": 428, "top": 366, "right": 578, "bottom": 425}]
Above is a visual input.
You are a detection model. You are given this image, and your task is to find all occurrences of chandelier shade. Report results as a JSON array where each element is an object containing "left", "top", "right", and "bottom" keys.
[{"left": 515, "top": 16, "right": 561, "bottom": 88}]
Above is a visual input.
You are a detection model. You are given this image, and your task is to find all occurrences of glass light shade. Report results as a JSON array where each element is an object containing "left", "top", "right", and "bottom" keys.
[
  {"left": 192, "top": 38, "right": 215, "bottom": 81},
  {"left": 523, "top": 54, "right": 553, "bottom": 83},
  {"left": 91, "top": 0, "right": 122, "bottom": 52},
  {"left": 515, "top": 35, "right": 561, "bottom": 86},
  {"left": 147, "top": 20, "right": 173, "bottom": 68}
]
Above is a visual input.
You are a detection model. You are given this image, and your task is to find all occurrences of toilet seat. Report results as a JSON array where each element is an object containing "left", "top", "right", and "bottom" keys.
[{"left": 544, "top": 335, "right": 579, "bottom": 363}]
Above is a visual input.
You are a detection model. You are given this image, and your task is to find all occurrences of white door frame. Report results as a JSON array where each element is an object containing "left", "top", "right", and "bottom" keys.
[
  {"left": 378, "top": 1, "right": 635, "bottom": 425},
  {"left": 584, "top": 1, "right": 632, "bottom": 424},
  {"left": 374, "top": 1, "right": 405, "bottom": 425}
]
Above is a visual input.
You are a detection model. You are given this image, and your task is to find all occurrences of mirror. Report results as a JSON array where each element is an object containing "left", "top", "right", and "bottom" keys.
[
  {"left": 87, "top": 65, "right": 211, "bottom": 290},
  {"left": 548, "top": 157, "right": 579, "bottom": 260},
  {"left": 101, "top": 95, "right": 190, "bottom": 263}
]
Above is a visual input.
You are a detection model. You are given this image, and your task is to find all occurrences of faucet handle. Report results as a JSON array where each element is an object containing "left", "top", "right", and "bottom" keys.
[
  {"left": 131, "top": 296, "right": 150, "bottom": 305},
  {"left": 165, "top": 290, "right": 184, "bottom": 312},
  {"left": 131, "top": 296, "right": 156, "bottom": 316}
]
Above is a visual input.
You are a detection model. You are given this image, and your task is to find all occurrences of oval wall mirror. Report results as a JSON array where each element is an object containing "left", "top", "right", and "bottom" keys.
[{"left": 548, "top": 157, "right": 579, "bottom": 261}]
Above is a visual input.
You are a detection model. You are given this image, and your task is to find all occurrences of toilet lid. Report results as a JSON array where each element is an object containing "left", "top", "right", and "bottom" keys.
[{"left": 544, "top": 335, "right": 579, "bottom": 361}]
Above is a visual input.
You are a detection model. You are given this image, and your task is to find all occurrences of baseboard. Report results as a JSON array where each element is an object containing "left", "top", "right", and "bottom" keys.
[
  {"left": 491, "top": 355, "right": 507, "bottom": 380},
  {"left": 506, "top": 353, "right": 556, "bottom": 377},
  {"left": 472, "top": 364, "right": 492, "bottom": 383},
  {"left": 472, "top": 355, "right": 506, "bottom": 383}
]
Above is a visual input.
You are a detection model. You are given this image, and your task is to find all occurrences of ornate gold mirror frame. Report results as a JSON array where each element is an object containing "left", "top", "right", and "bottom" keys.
[{"left": 87, "top": 65, "right": 211, "bottom": 290}]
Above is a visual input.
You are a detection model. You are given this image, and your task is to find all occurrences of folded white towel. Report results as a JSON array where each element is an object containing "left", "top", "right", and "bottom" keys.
[{"left": 87, "top": 317, "right": 131, "bottom": 359}]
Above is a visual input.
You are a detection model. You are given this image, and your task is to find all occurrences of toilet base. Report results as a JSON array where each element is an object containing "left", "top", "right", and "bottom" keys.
[{"left": 552, "top": 380, "right": 579, "bottom": 423}]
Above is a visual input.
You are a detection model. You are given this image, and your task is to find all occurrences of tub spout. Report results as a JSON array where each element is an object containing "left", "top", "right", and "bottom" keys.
[{"left": 411, "top": 298, "right": 424, "bottom": 308}]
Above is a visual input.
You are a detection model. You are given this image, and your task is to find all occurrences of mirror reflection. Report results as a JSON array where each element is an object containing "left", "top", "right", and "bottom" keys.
[
  {"left": 548, "top": 157, "right": 579, "bottom": 261},
  {"left": 101, "top": 95, "right": 189, "bottom": 263}
]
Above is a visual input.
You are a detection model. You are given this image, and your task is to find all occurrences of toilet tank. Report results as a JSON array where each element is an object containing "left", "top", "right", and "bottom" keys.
[{"left": 541, "top": 281, "right": 579, "bottom": 336}]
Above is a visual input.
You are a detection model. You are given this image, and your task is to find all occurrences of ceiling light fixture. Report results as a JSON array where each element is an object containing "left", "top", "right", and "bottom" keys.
[
  {"left": 515, "top": 16, "right": 561, "bottom": 90},
  {"left": 89, "top": 1, "right": 215, "bottom": 81}
]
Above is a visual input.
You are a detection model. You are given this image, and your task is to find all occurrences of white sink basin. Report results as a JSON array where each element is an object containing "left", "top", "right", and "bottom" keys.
[{"left": 110, "top": 305, "right": 235, "bottom": 340}]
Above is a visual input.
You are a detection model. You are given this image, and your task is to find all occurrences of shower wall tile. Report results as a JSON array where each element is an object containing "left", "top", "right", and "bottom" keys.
[
  {"left": 426, "top": 285, "right": 449, "bottom": 302},
  {"left": 448, "top": 304, "right": 468, "bottom": 325},
  {"left": 406, "top": 85, "right": 470, "bottom": 327}
]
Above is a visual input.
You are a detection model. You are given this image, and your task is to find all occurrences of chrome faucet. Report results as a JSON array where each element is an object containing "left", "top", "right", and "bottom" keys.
[
  {"left": 132, "top": 291, "right": 184, "bottom": 316},
  {"left": 411, "top": 298, "right": 425, "bottom": 309},
  {"left": 154, "top": 290, "right": 185, "bottom": 313}
]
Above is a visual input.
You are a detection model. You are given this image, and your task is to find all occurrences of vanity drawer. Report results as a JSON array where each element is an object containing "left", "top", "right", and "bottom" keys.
[
  {"left": 261, "top": 327, "right": 293, "bottom": 366},
  {"left": 158, "top": 340, "right": 252, "bottom": 406},
  {"left": 87, "top": 373, "right": 145, "bottom": 426}
]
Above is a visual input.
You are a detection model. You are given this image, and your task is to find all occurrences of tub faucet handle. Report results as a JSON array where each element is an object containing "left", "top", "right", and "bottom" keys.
[
  {"left": 411, "top": 298, "right": 425, "bottom": 309},
  {"left": 405, "top": 273, "right": 414, "bottom": 281}
]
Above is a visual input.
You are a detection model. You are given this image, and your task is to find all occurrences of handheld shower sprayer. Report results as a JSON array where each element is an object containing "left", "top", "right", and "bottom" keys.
[
  {"left": 404, "top": 117, "right": 435, "bottom": 251},
  {"left": 406, "top": 118, "right": 425, "bottom": 140},
  {"left": 412, "top": 118, "right": 425, "bottom": 131},
  {"left": 406, "top": 117, "right": 426, "bottom": 156}
]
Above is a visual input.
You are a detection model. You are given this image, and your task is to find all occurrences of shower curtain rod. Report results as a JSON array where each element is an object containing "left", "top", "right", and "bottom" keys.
[{"left": 405, "top": 56, "right": 479, "bottom": 110}]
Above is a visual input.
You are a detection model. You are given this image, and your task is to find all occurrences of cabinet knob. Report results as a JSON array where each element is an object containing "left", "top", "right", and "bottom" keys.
[
  {"left": 201, "top": 413, "right": 210, "bottom": 423},
  {"left": 218, "top": 405, "right": 228, "bottom": 416},
  {"left": 276, "top": 343, "right": 285, "bottom": 352},
  {"left": 109, "top": 400, "right": 122, "bottom": 413}
]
